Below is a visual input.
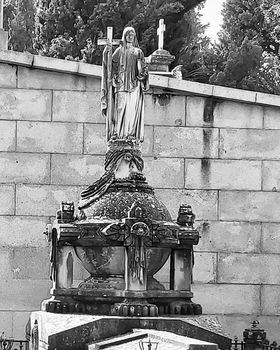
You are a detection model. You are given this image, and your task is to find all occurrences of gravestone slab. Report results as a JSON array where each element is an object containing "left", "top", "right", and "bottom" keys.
[
  {"left": 87, "top": 329, "right": 219, "bottom": 350},
  {"left": 29, "top": 311, "right": 231, "bottom": 350}
]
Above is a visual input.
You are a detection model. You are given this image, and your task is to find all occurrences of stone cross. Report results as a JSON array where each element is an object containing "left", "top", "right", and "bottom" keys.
[
  {"left": 0, "top": 0, "right": 3, "bottom": 29},
  {"left": 157, "top": 19, "right": 166, "bottom": 50},
  {"left": 97, "top": 27, "right": 121, "bottom": 140},
  {"left": 97, "top": 26, "right": 120, "bottom": 48}
]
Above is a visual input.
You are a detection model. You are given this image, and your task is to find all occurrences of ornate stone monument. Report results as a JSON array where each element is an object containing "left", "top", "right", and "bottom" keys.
[
  {"left": 146, "top": 19, "right": 175, "bottom": 72},
  {"left": 41, "top": 25, "right": 201, "bottom": 318},
  {"left": 27, "top": 24, "right": 232, "bottom": 350}
]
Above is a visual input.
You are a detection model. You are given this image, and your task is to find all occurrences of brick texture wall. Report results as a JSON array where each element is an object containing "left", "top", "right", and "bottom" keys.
[{"left": 1, "top": 52, "right": 280, "bottom": 340}]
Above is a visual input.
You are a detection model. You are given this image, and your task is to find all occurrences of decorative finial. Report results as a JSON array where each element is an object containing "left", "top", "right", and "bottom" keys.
[{"left": 177, "top": 204, "right": 195, "bottom": 228}]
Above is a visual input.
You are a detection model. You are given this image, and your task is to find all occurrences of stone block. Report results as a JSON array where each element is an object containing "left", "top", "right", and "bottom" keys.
[
  {"left": 154, "top": 127, "right": 219, "bottom": 158},
  {"left": 142, "top": 126, "right": 154, "bottom": 156},
  {"left": 218, "top": 253, "right": 280, "bottom": 284},
  {"left": 0, "top": 50, "right": 33, "bottom": 67},
  {"left": 186, "top": 96, "right": 206, "bottom": 127},
  {"left": 0, "top": 63, "right": 16, "bottom": 88},
  {"left": 186, "top": 97, "right": 263, "bottom": 129},
  {"left": 262, "top": 161, "right": 280, "bottom": 191},
  {"left": 192, "top": 284, "right": 260, "bottom": 314},
  {"left": 220, "top": 191, "right": 280, "bottom": 222},
  {"left": 0, "top": 249, "right": 13, "bottom": 279},
  {"left": 17, "top": 121, "right": 83, "bottom": 154},
  {"left": 53, "top": 91, "right": 102, "bottom": 123},
  {"left": 51, "top": 154, "right": 104, "bottom": 186},
  {"left": 149, "top": 74, "right": 213, "bottom": 96},
  {"left": 85, "top": 77, "right": 101, "bottom": 91},
  {"left": 262, "top": 223, "right": 280, "bottom": 254},
  {"left": 0, "top": 312, "right": 13, "bottom": 337},
  {"left": 0, "top": 184, "right": 15, "bottom": 215},
  {"left": 83, "top": 123, "right": 107, "bottom": 155},
  {"left": 0, "top": 216, "right": 49, "bottom": 247},
  {"left": 144, "top": 157, "right": 184, "bottom": 188},
  {"left": 145, "top": 94, "right": 185, "bottom": 126},
  {"left": 263, "top": 106, "right": 280, "bottom": 129},
  {"left": 185, "top": 159, "right": 261, "bottom": 190},
  {"left": 16, "top": 184, "right": 82, "bottom": 216},
  {"left": 193, "top": 252, "right": 217, "bottom": 283},
  {"left": 195, "top": 221, "right": 261, "bottom": 253},
  {"left": 0, "top": 89, "right": 52, "bottom": 121},
  {"left": 32, "top": 55, "right": 79, "bottom": 72},
  {"left": 12, "top": 247, "right": 50, "bottom": 279},
  {"left": 220, "top": 129, "right": 280, "bottom": 160},
  {"left": 0, "top": 153, "right": 50, "bottom": 184},
  {"left": 261, "top": 286, "right": 280, "bottom": 315},
  {"left": 13, "top": 312, "right": 31, "bottom": 338},
  {"left": 155, "top": 189, "right": 218, "bottom": 220},
  {"left": 256, "top": 91, "right": 280, "bottom": 107},
  {"left": 18, "top": 66, "right": 86, "bottom": 91},
  {"left": 0, "top": 279, "right": 51, "bottom": 310},
  {"left": 78, "top": 62, "right": 102, "bottom": 77},
  {"left": 0, "top": 121, "right": 16, "bottom": 151},
  {"left": 213, "top": 101, "right": 263, "bottom": 128},
  {"left": 213, "top": 85, "right": 256, "bottom": 103}
]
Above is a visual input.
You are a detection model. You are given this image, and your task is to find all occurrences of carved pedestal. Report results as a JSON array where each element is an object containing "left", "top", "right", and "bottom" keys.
[
  {"left": 42, "top": 199, "right": 202, "bottom": 317},
  {"left": 41, "top": 140, "right": 202, "bottom": 317}
]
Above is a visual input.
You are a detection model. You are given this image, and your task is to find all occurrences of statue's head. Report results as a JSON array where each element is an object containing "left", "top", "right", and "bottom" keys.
[{"left": 121, "top": 27, "right": 139, "bottom": 47}]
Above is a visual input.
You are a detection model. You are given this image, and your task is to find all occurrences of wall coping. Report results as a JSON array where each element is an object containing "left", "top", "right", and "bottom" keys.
[{"left": 1, "top": 49, "right": 280, "bottom": 108}]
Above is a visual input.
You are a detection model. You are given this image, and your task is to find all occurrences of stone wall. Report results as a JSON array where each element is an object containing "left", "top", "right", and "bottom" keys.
[{"left": 1, "top": 50, "right": 280, "bottom": 340}]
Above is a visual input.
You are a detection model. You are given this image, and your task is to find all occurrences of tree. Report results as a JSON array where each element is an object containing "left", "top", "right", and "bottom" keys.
[
  {"left": 34, "top": 0, "right": 205, "bottom": 64},
  {"left": 205, "top": 0, "right": 280, "bottom": 94},
  {"left": 177, "top": 5, "right": 211, "bottom": 82},
  {"left": 3, "top": 0, "right": 36, "bottom": 53},
  {"left": 9, "top": 0, "right": 35, "bottom": 52}
]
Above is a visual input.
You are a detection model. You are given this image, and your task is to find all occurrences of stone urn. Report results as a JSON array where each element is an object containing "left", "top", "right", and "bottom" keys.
[{"left": 75, "top": 180, "right": 173, "bottom": 290}]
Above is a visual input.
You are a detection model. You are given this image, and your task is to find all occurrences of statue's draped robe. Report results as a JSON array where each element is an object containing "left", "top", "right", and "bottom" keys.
[
  {"left": 101, "top": 44, "right": 148, "bottom": 141},
  {"left": 81, "top": 38, "right": 148, "bottom": 207}
]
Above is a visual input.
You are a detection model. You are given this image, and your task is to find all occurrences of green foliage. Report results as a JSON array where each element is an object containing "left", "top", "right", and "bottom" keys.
[
  {"left": 177, "top": 7, "right": 211, "bottom": 82},
  {"left": 204, "top": 0, "right": 280, "bottom": 94},
  {"left": 34, "top": 0, "right": 205, "bottom": 63},
  {"left": 4, "top": 0, "right": 36, "bottom": 52},
  {"left": 209, "top": 37, "right": 263, "bottom": 88}
]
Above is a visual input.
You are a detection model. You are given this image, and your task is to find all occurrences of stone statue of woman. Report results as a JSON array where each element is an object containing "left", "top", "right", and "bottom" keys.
[{"left": 101, "top": 27, "right": 149, "bottom": 141}]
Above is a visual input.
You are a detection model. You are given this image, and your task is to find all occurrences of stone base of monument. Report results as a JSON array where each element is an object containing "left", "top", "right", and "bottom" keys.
[
  {"left": 28, "top": 311, "right": 231, "bottom": 350},
  {"left": 87, "top": 329, "right": 219, "bottom": 350},
  {"left": 41, "top": 288, "right": 202, "bottom": 317}
]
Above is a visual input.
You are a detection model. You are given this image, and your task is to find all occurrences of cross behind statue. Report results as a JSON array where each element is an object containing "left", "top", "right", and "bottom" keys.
[
  {"left": 97, "top": 27, "right": 120, "bottom": 48},
  {"left": 157, "top": 19, "right": 166, "bottom": 51},
  {"left": 97, "top": 27, "right": 121, "bottom": 137}
]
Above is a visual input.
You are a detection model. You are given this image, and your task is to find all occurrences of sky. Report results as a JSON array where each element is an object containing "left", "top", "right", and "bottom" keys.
[{"left": 200, "top": 0, "right": 225, "bottom": 41}]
